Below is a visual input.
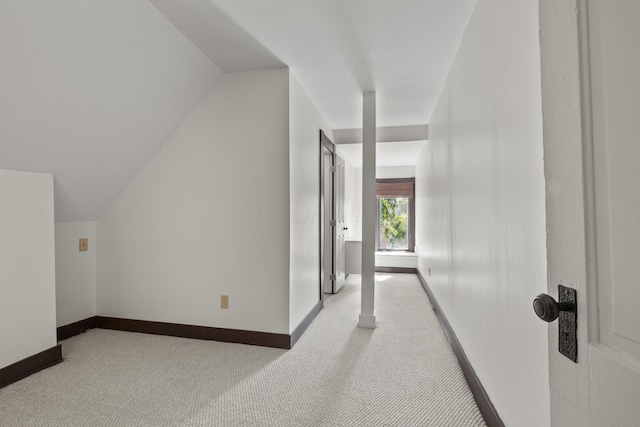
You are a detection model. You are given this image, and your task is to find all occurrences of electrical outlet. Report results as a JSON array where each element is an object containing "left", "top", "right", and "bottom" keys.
[
  {"left": 79, "top": 238, "right": 88, "bottom": 252},
  {"left": 220, "top": 295, "right": 229, "bottom": 309}
]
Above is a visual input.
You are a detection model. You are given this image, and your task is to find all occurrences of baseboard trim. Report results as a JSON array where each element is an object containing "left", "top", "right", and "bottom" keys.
[
  {"left": 375, "top": 266, "right": 418, "bottom": 274},
  {"left": 416, "top": 270, "right": 505, "bottom": 427},
  {"left": 290, "top": 300, "right": 323, "bottom": 348},
  {"left": 58, "top": 306, "right": 324, "bottom": 350},
  {"left": 0, "top": 345, "right": 62, "bottom": 389},
  {"left": 96, "top": 316, "right": 291, "bottom": 349},
  {"left": 57, "top": 316, "right": 99, "bottom": 341}
]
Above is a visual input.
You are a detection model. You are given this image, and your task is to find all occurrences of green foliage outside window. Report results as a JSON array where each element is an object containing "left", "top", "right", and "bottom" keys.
[{"left": 379, "top": 197, "right": 408, "bottom": 249}]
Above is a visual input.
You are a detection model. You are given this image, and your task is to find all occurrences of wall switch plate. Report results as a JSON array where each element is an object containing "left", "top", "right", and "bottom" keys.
[
  {"left": 79, "top": 238, "right": 88, "bottom": 251},
  {"left": 220, "top": 295, "right": 229, "bottom": 309}
]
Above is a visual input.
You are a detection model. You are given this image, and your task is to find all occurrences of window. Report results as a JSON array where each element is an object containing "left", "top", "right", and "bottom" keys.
[{"left": 376, "top": 178, "right": 415, "bottom": 252}]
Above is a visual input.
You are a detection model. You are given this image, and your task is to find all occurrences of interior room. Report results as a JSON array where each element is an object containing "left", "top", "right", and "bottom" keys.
[
  {"left": 334, "top": 128, "right": 426, "bottom": 275},
  {"left": 2, "top": 1, "right": 640, "bottom": 426}
]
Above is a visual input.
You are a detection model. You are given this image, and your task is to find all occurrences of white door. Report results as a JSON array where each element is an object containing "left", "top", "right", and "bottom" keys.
[
  {"left": 322, "top": 145, "right": 334, "bottom": 294},
  {"left": 321, "top": 131, "right": 346, "bottom": 295},
  {"left": 334, "top": 154, "right": 346, "bottom": 292},
  {"left": 541, "top": 1, "right": 640, "bottom": 425}
]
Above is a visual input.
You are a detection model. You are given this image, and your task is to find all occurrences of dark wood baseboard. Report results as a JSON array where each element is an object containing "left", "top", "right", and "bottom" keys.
[
  {"left": 57, "top": 302, "right": 324, "bottom": 350},
  {"left": 290, "top": 300, "right": 323, "bottom": 348},
  {"left": 0, "top": 345, "right": 62, "bottom": 389},
  {"left": 57, "top": 316, "right": 99, "bottom": 341},
  {"left": 416, "top": 270, "right": 505, "bottom": 427},
  {"left": 375, "top": 266, "right": 418, "bottom": 274},
  {"left": 96, "top": 316, "right": 291, "bottom": 349}
]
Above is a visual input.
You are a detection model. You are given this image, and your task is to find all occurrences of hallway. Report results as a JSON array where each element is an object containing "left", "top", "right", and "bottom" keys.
[{"left": 0, "top": 274, "right": 484, "bottom": 426}]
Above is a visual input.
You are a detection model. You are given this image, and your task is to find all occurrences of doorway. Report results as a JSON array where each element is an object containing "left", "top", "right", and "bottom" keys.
[{"left": 320, "top": 130, "right": 346, "bottom": 296}]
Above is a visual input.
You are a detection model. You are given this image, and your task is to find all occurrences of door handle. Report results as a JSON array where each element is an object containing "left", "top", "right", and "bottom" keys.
[
  {"left": 533, "top": 293, "right": 574, "bottom": 322},
  {"left": 533, "top": 285, "right": 577, "bottom": 363}
]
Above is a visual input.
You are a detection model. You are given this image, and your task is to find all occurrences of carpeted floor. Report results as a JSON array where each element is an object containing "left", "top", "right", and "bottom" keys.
[{"left": 0, "top": 274, "right": 486, "bottom": 426}]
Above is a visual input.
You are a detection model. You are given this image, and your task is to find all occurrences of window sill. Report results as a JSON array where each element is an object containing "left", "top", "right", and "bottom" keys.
[{"left": 375, "top": 251, "right": 415, "bottom": 257}]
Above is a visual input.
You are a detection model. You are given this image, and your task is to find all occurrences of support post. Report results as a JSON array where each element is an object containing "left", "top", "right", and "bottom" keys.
[{"left": 359, "top": 91, "right": 376, "bottom": 329}]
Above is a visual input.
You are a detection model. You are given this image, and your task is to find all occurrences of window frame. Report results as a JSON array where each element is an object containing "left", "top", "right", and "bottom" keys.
[{"left": 375, "top": 178, "right": 415, "bottom": 252}]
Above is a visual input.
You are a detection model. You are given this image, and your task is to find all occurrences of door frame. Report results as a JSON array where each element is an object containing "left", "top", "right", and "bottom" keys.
[
  {"left": 319, "top": 130, "right": 335, "bottom": 303},
  {"left": 540, "top": 1, "right": 594, "bottom": 423}
]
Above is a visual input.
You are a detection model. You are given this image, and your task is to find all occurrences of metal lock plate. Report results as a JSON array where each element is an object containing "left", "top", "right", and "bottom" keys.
[{"left": 558, "top": 285, "right": 577, "bottom": 363}]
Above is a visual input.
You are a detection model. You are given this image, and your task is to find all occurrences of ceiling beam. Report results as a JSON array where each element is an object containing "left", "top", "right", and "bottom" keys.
[{"left": 333, "top": 125, "right": 428, "bottom": 144}]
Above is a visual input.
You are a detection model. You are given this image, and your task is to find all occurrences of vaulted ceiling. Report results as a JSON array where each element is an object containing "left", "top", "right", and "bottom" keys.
[{"left": 0, "top": 0, "right": 475, "bottom": 222}]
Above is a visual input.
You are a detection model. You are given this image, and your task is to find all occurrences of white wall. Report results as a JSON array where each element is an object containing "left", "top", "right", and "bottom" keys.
[
  {"left": 0, "top": 169, "right": 56, "bottom": 368},
  {"left": 97, "top": 69, "right": 291, "bottom": 334},
  {"left": 337, "top": 149, "right": 360, "bottom": 241},
  {"left": 376, "top": 165, "right": 415, "bottom": 179},
  {"left": 55, "top": 222, "right": 97, "bottom": 327},
  {"left": 415, "top": 0, "right": 550, "bottom": 425},
  {"left": 288, "top": 72, "right": 333, "bottom": 332},
  {"left": 0, "top": 0, "right": 221, "bottom": 222}
]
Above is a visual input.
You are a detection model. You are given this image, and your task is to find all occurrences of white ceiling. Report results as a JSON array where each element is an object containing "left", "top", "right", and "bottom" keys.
[
  {"left": 337, "top": 141, "right": 427, "bottom": 168},
  {"left": 148, "top": 0, "right": 284, "bottom": 72},
  {"left": 197, "top": 0, "right": 476, "bottom": 129},
  {"left": 333, "top": 125, "right": 428, "bottom": 167},
  {"left": 0, "top": 0, "right": 476, "bottom": 221}
]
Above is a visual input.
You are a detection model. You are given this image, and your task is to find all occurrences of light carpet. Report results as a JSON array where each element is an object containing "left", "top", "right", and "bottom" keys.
[{"left": 0, "top": 273, "right": 486, "bottom": 426}]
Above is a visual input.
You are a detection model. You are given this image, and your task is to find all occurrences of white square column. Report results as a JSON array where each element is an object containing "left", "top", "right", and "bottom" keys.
[{"left": 359, "top": 91, "right": 376, "bottom": 329}]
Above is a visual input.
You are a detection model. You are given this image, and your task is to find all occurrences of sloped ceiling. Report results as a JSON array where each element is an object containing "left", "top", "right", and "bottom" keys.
[
  {"left": 148, "top": 0, "right": 284, "bottom": 72},
  {"left": 0, "top": 0, "right": 222, "bottom": 222},
  {"left": 0, "top": 0, "right": 476, "bottom": 222}
]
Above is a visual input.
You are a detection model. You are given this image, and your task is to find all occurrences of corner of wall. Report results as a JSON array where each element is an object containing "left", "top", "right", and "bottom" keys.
[
  {"left": 288, "top": 71, "right": 333, "bottom": 332},
  {"left": 96, "top": 68, "right": 292, "bottom": 335},
  {"left": 55, "top": 221, "right": 97, "bottom": 327},
  {"left": 413, "top": 0, "right": 549, "bottom": 425},
  {"left": 0, "top": 169, "right": 57, "bottom": 369}
]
